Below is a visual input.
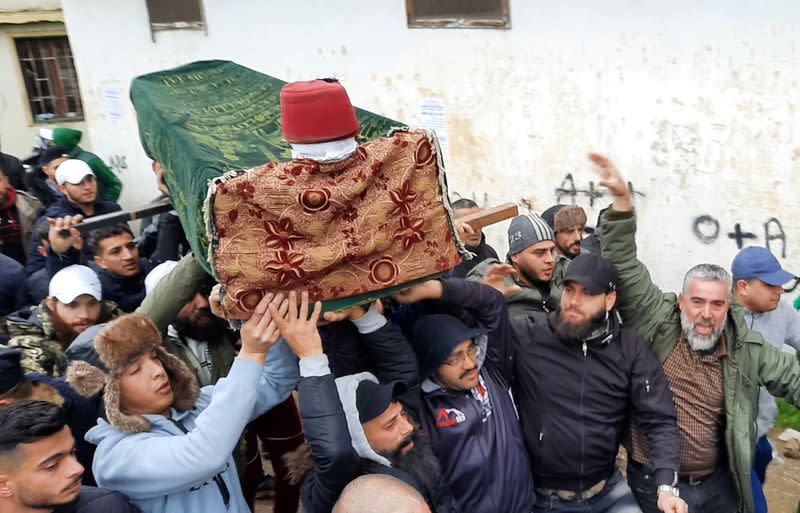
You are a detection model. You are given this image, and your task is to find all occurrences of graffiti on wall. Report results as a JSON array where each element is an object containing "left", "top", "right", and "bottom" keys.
[
  {"left": 554, "top": 173, "right": 645, "bottom": 207},
  {"left": 692, "top": 215, "right": 786, "bottom": 258},
  {"left": 108, "top": 155, "right": 128, "bottom": 174}
]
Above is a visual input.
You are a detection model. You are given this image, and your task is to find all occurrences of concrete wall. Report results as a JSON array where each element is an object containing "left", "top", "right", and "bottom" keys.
[
  {"left": 0, "top": 20, "right": 89, "bottom": 159},
  {"left": 60, "top": 0, "right": 800, "bottom": 291}
]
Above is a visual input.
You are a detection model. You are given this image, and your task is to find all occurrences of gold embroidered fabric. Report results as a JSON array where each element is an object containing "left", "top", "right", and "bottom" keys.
[{"left": 207, "top": 129, "right": 461, "bottom": 319}]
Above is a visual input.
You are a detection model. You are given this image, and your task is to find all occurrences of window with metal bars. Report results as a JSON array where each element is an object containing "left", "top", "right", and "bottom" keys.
[{"left": 14, "top": 36, "right": 83, "bottom": 123}]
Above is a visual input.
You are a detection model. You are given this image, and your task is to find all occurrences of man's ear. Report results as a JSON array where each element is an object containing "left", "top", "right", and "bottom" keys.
[
  {"left": 93, "top": 254, "right": 108, "bottom": 270},
  {"left": 605, "top": 290, "right": 617, "bottom": 311},
  {"left": 56, "top": 183, "right": 67, "bottom": 194},
  {"left": 36, "top": 245, "right": 46, "bottom": 257},
  {"left": 44, "top": 297, "right": 56, "bottom": 312},
  {"left": 0, "top": 474, "right": 14, "bottom": 498}
]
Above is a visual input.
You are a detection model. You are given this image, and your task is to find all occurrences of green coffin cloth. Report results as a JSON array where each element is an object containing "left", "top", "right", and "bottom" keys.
[
  {"left": 130, "top": 60, "right": 400, "bottom": 275},
  {"left": 130, "top": 60, "right": 461, "bottom": 312}
]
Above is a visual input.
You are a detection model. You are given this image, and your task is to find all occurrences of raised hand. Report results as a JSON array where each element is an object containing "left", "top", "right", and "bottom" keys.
[
  {"left": 588, "top": 153, "right": 631, "bottom": 212},
  {"left": 47, "top": 215, "right": 84, "bottom": 254},
  {"left": 270, "top": 291, "right": 323, "bottom": 359},
  {"left": 239, "top": 292, "right": 287, "bottom": 362},
  {"left": 481, "top": 263, "right": 521, "bottom": 296},
  {"left": 322, "top": 304, "right": 367, "bottom": 323},
  {"left": 392, "top": 279, "right": 443, "bottom": 304}
]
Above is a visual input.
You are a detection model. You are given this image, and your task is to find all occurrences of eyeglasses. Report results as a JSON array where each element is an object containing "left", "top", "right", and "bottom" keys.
[{"left": 443, "top": 343, "right": 481, "bottom": 366}]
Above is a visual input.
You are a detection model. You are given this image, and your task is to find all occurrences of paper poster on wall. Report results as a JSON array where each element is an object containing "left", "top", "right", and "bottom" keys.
[
  {"left": 419, "top": 98, "right": 449, "bottom": 157},
  {"left": 102, "top": 85, "right": 123, "bottom": 122}
]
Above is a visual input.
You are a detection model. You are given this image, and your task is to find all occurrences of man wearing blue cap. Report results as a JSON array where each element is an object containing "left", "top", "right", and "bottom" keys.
[
  {"left": 731, "top": 246, "right": 800, "bottom": 513},
  {"left": 594, "top": 152, "right": 800, "bottom": 513}
]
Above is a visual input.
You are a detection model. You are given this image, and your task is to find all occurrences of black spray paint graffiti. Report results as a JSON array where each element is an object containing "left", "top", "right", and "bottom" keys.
[
  {"left": 449, "top": 191, "right": 490, "bottom": 209},
  {"left": 692, "top": 215, "right": 786, "bottom": 258},
  {"left": 554, "top": 173, "right": 645, "bottom": 207},
  {"left": 108, "top": 155, "right": 128, "bottom": 173}
]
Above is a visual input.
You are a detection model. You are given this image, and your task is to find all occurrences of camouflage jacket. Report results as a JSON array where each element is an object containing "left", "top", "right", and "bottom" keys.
[{"left": 5, "top": 300, "right": 123, "bottom": 376}]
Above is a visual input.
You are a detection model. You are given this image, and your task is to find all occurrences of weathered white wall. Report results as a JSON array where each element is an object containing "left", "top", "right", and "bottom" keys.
[
  {"left": 60, "top": 0, "right": 800, "bottom": 292},
  {"left": 0, "top": 20, "right": 88, "bottom": 158}
]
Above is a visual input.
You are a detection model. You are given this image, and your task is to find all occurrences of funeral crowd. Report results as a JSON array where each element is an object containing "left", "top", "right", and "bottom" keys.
[{"left": 0, "top": 78, "right": 799, "bottom": 513}]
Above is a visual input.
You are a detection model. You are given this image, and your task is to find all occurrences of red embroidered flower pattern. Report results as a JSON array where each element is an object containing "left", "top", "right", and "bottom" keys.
[
  {"left": 435, "top": 256, "right": 452, "bottom": 271},
  {"left": 265, "top": 251, "right": 306, "bottom": 287},
  {"left": 393, "top": 217, "right": 425, "bottom": 250},
  {"left": 236, "top": 289, "right": 264, "bottom": 312},
  {"left": 298, "top": 188, "right": 331, "bottom": 213},
  {"left": 264, "top": 218, "right": 304, "bottom": 250},
  {"left": 369, "top": 257, "right": 399, "bottom": 285},
  {"left": 341, "top": 206, "right": 358, "bottom": 222},
  {"left": 389, "top": 181, "right": 418, "bottom": 216},
  {"left": 415, "top": 139, "right": 435, "bottom": 168},
  {"left": 235, "top": 182, "right": 256, "bottom": 200}
]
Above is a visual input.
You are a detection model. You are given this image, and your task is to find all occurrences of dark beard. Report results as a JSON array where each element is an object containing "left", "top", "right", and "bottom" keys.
[
  {"left": 173, "top": 311, "right": 229, "bottom": 341},
  {"left": 380, "top": 430, "right": 443, "bottom": 492},
  {"left": 554, "top": 307, "right": 607, "bottom": 342}
]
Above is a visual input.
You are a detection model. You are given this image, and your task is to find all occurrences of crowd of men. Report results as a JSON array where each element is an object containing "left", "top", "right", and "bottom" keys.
[{"left": 1, "top": 128, "right": 799, "bottom": 513}]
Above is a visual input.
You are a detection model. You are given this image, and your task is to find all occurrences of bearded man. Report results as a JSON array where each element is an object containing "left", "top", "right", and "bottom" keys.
[
  {"left": 509, "top": 253, "right": 686, "bottom": 513},
  {"left": 594, "top": 152, "right": 800, "bottom": 513},
  {"left": 5, "top": 265, "right": 121, "bottom": 376}
]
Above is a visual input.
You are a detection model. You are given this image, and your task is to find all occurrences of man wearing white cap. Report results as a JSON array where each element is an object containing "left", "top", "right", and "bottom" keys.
[
  {"left": 25, "top": 160, "right": 122, "bottom": 275},
  {"left": 5, "top": 265, "right": 122, "bottom": 376}
]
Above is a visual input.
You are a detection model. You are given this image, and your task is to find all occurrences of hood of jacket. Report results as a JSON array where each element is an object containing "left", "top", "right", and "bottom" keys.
[
  {"left": 334, "top": 372, "right": 393, "bottom": 467},
  {"left": 52, "top": 128, "right": 82, "bottom": 151}
]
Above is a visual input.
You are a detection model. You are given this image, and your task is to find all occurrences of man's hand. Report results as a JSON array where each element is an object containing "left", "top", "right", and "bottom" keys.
[
  {"left": 588, "top": 153, "right": 631, "bottom": 212},
  {"left": 239, "top": 292, "right": 288, "bottom": 363},
  {"left": 209, "top": 283, "right": 227, "bottom": 319},
  {"left": 392, "top": 280, "right": 444, "bottom": 303},
  {"left": 322, "top": 304, "right": 367, "bottom": 323},
  {"left": 47, "top": 215, "right": 84, "bottom": 254},
  {"left": 270, "top": 291, "right": 324, "bottom": 359},
  {"left": 657, "top": 492, "right": 688, "bottom": 513},
  {"left": 481, "top": 263, "right": 521, "bottom": 296}
]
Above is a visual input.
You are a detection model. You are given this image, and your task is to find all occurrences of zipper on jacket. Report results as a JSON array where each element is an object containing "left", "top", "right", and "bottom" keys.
[
  {"left": 645, "top": 379, "right": 650, "bottom": 393},
  {"left": 579, "top": 341, "right": 588, "bottom": 492}
]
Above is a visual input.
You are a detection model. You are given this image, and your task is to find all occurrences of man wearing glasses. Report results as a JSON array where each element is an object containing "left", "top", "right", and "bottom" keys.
[{"left": 393, "top": 270, "right": 536, "bottom": 513}]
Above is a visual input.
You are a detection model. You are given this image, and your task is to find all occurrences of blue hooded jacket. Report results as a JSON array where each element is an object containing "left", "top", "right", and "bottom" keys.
[{"left": 85, "top": 342, "right": 299, "bottom": 513}]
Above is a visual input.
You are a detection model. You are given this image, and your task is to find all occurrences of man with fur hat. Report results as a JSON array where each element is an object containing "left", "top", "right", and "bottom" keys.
[
  {"left": 67, "top": 292, "right": 299, "bottom": 513},
  {"left": 270, "top": 291, "right": 457, "bottom": 513},
  {"left": 391, "top": 270, "right": 535, "bottom": 513},
  {"left": 468, "top": 212, "right": 568, "bottom": 317},
  {"left": 6, "top": 265, "right": 122, "bottom": 376},
  {"left": 542, "top": 204, "right": 588, "bottom": 260},
  {"left": 0, "top": 400, "right": 141, "bottom": 513}
]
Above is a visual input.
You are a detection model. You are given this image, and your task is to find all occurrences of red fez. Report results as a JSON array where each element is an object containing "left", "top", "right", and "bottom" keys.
[{"left": 280, "top": 79, "right": 360, "bottom": 144}]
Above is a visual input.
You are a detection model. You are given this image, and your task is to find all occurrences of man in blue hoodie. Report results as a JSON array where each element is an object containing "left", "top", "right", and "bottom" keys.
[{"left": 65, "top": 293, "right": 299, "bottom": 513}]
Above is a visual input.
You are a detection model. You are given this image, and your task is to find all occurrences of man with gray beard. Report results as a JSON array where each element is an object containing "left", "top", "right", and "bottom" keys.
[{"left": 593, "top": 153, "right": 800, "bottom": 513}]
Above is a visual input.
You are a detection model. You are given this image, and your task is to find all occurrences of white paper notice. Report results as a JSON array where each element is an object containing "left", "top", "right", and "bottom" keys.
[
  {"left": 102, "top": 86, "right": 123, "bottom": 122},
  {"left": 419, "top": 98, "right": 449, "bottom": 156}
]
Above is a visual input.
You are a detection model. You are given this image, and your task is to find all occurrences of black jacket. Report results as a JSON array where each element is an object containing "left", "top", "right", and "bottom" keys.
[
  {"left": 409, "top": 279, "right": 535, "bottom": 513},
  {"left": 451, "top": 235, "right": 499, "bottom": 278},
  {"left": 511, "top": 311, "right": 680, "bottom": 490},
  {"left": 53, "top": 486, "right": 141, "bottom": 513},
  {"left": 25, "top": 196, "right": 121, "bottom": 274},
  {"left": 299, "top": 320, "right": 457, "bottom": 513}
]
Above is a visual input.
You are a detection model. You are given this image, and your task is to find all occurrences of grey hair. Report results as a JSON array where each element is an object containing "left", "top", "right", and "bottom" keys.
[{"left": 682, "top": 264, "right": 732, "bottom": 299}]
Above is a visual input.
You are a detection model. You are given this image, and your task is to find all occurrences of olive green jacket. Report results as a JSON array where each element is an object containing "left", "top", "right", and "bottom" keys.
[
  {"left": 600, "top": 208, "right": 800, "bottom": 513},
  {"left": 466, "top": 255, "right": 569, "bottom": 317}
]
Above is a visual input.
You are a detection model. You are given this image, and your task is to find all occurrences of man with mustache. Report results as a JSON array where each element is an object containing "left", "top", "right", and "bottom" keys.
[
  {"left": 510, "top": 253, "right": 686, "bottom": 513},
  {"left": 542, "top": 204, "right": 588, "bottom": 260},
  {"left": 593, "top": 153, "right": 800, "bottom": 513},
  {"left": 271, "top": 291, "right": 457, "bottom": 513},
  {"left": 5, "top": 265, "right": 121, "bottom": 376},
  {"left": 0, "top": 400, "right": 141, "bottom": 513},
  {"left": 730, "top": 246, "right": 800, "bottom": 513},
  {"left": 391, "top": 270, "right": 536, "bottom": 513},
  {"left": 468, "top": 213, "right": 568, "bottom": 317}
]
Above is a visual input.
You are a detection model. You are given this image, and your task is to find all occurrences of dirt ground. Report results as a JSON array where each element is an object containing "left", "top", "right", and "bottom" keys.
[
  {"left": 255, "top": 428, "right": 800, "bottom": 513},
  {"left": 764, "top": 426, "right": 800, "bottom": 513}
]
